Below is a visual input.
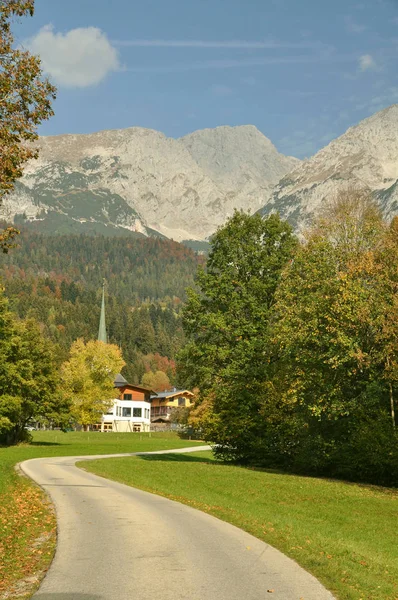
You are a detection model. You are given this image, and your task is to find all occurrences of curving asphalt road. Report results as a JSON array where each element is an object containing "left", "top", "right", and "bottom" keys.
[{"left": 21, "top": 447, "right": 336, "bottom": 600}]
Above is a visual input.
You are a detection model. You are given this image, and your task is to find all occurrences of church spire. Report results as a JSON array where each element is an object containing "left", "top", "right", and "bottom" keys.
[{"left": 98, "top": 279, "right": 108, "bottom": 343}]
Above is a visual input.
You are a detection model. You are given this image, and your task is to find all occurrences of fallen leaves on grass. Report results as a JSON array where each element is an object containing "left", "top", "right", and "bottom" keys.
[{"left": 0, "top": 479, "right": 56, "bottom": 598}]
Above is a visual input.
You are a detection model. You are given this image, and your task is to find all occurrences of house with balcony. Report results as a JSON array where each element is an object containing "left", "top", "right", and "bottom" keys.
[
  {"left": 99, "top": 374, "right": 155, "bottom": 432},
  {"left": 150, "top": 388, "right": 194, "bottom": 425}
]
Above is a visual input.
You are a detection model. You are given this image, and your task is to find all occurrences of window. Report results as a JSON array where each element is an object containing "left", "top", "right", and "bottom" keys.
[
  {"left": 123, "top": 393, "right": 132, "bottom": 400},
  {"left": 178, "top": 396, "right": 185, "bottom": 407},
  {"left": 122, "top": 407, "right": 131, "bottom": 417},
  {"left": 133, "top": 408, "right": 142, "bottom": 418}
]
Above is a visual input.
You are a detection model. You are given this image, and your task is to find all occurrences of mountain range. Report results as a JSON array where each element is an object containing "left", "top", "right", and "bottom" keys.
[
  {"left": 1, "top": 104, "right": 397, "bottom": 241},
  {"left": 0, "top": 125, "right": 298, "bottom": 241}
]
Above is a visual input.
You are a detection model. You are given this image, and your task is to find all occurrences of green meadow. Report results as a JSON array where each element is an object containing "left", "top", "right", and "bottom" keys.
[
  {"left": 81, "top": 451, "right": 398, "bottom": 600},
  {"left": 1, "top": 432, "right": 398, "bottom": 600}
]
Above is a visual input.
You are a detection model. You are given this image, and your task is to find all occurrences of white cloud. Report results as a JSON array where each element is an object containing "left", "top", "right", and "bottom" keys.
[
  {"left": 114, "top": 38, "right": 328, "bottom": 50},
  {"left": 27, "top": 25, "right": 119, "bottom": 88},
  {"left": 124, "top": 53, "right": 349, "bottom": 74},
  {"left": 359, "top": 54, "right": 376, "bottom": 71}
]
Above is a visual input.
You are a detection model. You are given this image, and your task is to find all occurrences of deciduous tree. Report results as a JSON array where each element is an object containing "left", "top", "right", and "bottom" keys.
[
  {"left": 178, "top": 210, "right": 297, "bottom": 461},
  {"left": 0, "top": 0, "right": 56, "bottom": 251},
  {"left": 270, "top": 191, "right": 398, "bottom": 482},
  {"left": 61, "top": 339, "right": 125, "bottom": 430},
  {"left": 273, "top": 191, "right": 386, "bottom": 422},
  {"left": 0, "top": 286, "right": 62, "bottom": 443},
  {"left": 141, "top": 369, "right": 170, "bottom": 392}
]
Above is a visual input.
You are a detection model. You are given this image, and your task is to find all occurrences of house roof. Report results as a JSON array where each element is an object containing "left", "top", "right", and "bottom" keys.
[
  {"left": 150, "top": 388, "right": 194, "bottom": 400},
  {"left": 114, "top": 374, "right": 156, "bottom": 395},
  {"left": 114, "top": 373, "right": 128, "bottom": 387}
]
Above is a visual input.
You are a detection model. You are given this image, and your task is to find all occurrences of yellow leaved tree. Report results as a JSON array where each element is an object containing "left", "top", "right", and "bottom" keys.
[{"left": 61, "top": 339, "right": 125, "bottom": 431}]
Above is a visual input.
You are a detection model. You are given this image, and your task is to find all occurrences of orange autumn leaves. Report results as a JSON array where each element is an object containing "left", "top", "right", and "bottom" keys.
[
  {"left": 0, "top": 1, "right": 56, "bottom": 252},
  {"left": 0, "top": 478, "right": 56, "bottom": 595}
]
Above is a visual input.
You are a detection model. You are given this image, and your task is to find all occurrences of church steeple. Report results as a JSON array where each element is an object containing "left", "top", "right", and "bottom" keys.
[{"left": 98, "top": 279, "right": 108, "bottom": 343}]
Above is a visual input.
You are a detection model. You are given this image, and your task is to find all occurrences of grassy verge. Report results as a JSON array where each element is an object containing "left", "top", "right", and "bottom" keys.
[
  {"left": 0, "top": 431, "right": 202, "bottom": 599},
  {"left": 80, "top": 451, "right": 398, "bottom": 600}
]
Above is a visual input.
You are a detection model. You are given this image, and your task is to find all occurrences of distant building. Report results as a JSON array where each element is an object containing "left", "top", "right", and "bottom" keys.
[
  {"left": 150, "top": 388, "right": 194, "bottom": 425},
  {"left": 97, "top": 374, "right": 154, "bottom": 432}
]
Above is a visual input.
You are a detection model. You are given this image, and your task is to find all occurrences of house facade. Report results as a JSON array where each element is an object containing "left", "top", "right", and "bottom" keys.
[
  {"left": 99, "top": 374, "right": 154, "bottom": 432},
  {"left": 150, "top": 388, "right": 194, "bottom": 425}
]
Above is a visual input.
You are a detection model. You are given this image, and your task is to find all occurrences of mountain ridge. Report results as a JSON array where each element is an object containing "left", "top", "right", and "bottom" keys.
[
  {"left": 0, "top": 124, "right": 299, "bottom": 241},
  {"left": 259, "top": 104, "right": 398, "bottom": 227}
]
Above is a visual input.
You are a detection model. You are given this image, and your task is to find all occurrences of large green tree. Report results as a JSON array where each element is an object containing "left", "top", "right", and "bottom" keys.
[
  {"left": 0, "top": 0, "right": 56, "bottom": 251},
  {"left": 178, "top": 210, "right": 297, "bottom": 461},
  {"left": 0, "top": 286, "right": 62, "bottom": 443}
]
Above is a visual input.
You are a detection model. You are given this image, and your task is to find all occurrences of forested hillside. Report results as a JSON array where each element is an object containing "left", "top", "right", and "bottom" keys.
[{"left": 0, "top": 227, "right": 203, "bottom": 383}]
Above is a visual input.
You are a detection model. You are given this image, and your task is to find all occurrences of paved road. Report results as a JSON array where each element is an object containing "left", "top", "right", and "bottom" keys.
[{"left": 21, "top": 447, "right": 335, "bottom": 600}]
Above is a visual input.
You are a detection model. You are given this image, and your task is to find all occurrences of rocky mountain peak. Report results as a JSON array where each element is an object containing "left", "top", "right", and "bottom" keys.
[{"left": 260, "top": 104, "right": 398, "bottom": 227}]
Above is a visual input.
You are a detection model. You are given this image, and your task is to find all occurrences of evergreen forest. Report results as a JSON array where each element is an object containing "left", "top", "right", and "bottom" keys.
[{"left": 0, "top": 226, "right": 203, "bottom": 384}]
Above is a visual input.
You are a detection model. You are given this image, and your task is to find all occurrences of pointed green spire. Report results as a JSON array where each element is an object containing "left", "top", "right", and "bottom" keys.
[{"left": 98, "top": 279, "right": 107, "bottom": 343}]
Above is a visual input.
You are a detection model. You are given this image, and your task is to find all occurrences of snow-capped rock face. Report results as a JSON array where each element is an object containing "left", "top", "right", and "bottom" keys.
[
  {"left": 260, "top": 104, "right": 398, "bottom": 227},
  {"left": 0, "top": 125, "right": 299, "bottom": 241}
]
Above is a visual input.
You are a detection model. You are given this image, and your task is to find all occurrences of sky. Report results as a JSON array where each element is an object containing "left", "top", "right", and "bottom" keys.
[{"left": 12, "top": 0, "right": 398, "bottom": 158}]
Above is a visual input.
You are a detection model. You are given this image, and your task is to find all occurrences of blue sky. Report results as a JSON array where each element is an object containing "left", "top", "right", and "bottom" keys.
[{"left": 14, "top": 0, "right": 398, "bottom": 158}]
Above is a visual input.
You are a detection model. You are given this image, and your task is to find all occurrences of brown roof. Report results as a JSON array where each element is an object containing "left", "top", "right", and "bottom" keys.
[{"left": 117, "top": 382, "right": 157, "bottom": 396}]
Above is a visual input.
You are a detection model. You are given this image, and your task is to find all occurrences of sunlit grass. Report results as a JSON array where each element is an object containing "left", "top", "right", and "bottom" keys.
[{"left": 81, "top": 451, "right": 398, "bottom": 600}]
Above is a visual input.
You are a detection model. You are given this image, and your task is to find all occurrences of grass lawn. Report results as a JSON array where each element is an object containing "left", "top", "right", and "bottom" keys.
[
  {"left": 80, "top": 451, "right": 398, "bottom": 600},
  {"left": 0, "top": 431, "right": 202, "bottom": 599}
]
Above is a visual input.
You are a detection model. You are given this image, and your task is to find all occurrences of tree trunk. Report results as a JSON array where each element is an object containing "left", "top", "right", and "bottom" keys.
[{"left": 389, "top": 382, "right": 396, "bottom": 429}]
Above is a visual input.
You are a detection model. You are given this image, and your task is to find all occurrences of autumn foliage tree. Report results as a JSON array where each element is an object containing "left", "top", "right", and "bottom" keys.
[
  {"left": 271, "top": 191, "right": 398, "bottom": 483},
  {"left": 141, "top": 370, "right": 170, "bottom": 392},
  {"left": 61, "top": 340, "right": 125, "bottom": 430},
  {"left": 274, "top": 191, "right": 386, "bottom": 420},
  {"left": 0, "top": 0, "right": 56, "bottom": 251}
]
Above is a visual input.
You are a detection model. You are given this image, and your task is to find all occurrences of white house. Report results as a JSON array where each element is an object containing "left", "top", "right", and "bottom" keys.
[{"left": 100, "top": 374, "right": 155, "bottom": 433}]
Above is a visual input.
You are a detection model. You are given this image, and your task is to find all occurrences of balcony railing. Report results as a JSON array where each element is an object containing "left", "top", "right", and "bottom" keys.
[{"left": 151, "top": 407, "right": 173, "bottom": 417}]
